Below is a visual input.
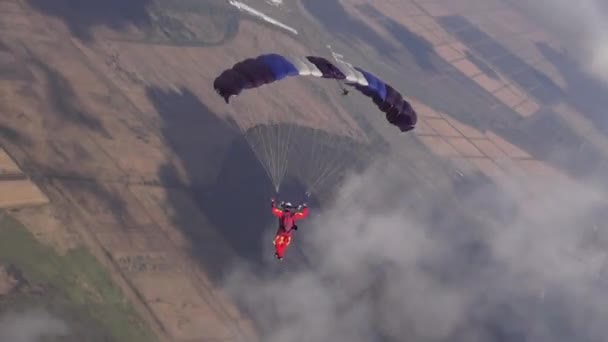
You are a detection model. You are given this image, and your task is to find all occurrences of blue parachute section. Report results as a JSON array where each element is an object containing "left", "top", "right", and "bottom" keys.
[
  {"left": 354, "top": 68, "right": 388, "bottom": 102},
  {"left": 258, "top": 54, "right": 300, "bottom": 81}
]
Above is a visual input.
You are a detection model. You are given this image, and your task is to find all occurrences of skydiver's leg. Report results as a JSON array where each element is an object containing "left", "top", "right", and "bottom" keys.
[{"left": 274, "top": 238, "right": 286, "bottom": 260}]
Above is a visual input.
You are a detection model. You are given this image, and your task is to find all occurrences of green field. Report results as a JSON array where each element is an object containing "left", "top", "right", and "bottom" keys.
[{"left": 0, "top": 211, "right": 157, "bottom": 342}]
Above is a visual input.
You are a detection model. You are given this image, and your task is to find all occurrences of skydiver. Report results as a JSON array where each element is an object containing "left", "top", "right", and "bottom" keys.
[{"left": 271, "top": 198, "right": 308, "bottom": 260}]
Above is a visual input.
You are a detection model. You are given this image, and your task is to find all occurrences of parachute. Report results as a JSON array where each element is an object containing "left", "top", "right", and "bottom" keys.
[
  {"left": 212, "top": 53, "right": 416, "bottom": 194},
  {"left": 213, "top": 54, "right": 417, "bottom": 133}
]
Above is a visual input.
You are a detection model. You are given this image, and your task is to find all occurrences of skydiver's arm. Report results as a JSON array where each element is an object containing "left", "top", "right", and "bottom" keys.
[
  {"left": 272, "top": 208, "right": 283, "bottom": 217},
  {"left": 294, "top": 206, "right": 308, "bottom": 220},
  {"left": 271, "top": 199, "right": 283, "bottom": 217}
]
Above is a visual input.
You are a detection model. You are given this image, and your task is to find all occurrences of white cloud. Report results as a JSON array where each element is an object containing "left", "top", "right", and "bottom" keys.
[
  {"left": 509, "top": 0, "right": 608, "bottom": 84},
  {"left": 222, "top": 151, "right": 608, "bottom": 341}
]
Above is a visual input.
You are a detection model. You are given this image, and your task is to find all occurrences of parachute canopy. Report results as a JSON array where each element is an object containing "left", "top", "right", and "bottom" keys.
[{"left": 213, "top": 54, "right": 417, "bottom": 133}]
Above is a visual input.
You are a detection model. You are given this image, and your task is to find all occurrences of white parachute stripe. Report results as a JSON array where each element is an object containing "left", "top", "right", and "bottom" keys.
[
  {"left": 288, "top": 57, "right": 312, "bottom": 76},
  {"left": 285, "top": 56, "right": 323, "bottom": 77},
  {"left": 306, "top": 59, "right": 324, "bottom": 77},
  {"left": 352, "top": 69, "right": 369, "bottom": 86},
  {"left": 296, "top": 56, "right": 323, "bottom": 77},
  {"left": 331, "top": 60, "right": 369, "bottom": 86},
  {"left": 335, "top": 63, "right": 358, "bottom": 83}
]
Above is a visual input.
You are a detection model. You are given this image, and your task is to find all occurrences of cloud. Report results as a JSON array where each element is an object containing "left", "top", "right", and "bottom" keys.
[
  {"left": 0, "top": 309, "right": 69, "bottom": 342},
  {"left": 508, "top": 0, "right": 608, "bottom": 83},
  {"left": 222, "top": 151, "right": 608, "bottom": 342}
]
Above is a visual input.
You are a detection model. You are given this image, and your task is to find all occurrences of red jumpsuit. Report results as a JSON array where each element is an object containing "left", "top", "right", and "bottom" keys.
[{"left": 271, "top": 201, "right": 308, "bottom": 259}]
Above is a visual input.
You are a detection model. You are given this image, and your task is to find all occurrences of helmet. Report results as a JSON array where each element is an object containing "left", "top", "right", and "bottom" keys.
[{"left": 284, "top": 202, "right": 293, "bottom": 208}]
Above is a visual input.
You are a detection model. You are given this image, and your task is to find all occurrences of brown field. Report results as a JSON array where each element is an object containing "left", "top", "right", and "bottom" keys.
[
  {"left": 1, "top": 0, "right": 606, "bottom": 341},
  {"left": 0, "top": 146, "right": 48, "bottom": 208}
]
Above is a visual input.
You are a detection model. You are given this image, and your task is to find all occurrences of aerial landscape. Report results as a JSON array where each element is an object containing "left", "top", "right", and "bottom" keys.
[{"left": 2, "top": 0, "right": 608, "bottom": 341}]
